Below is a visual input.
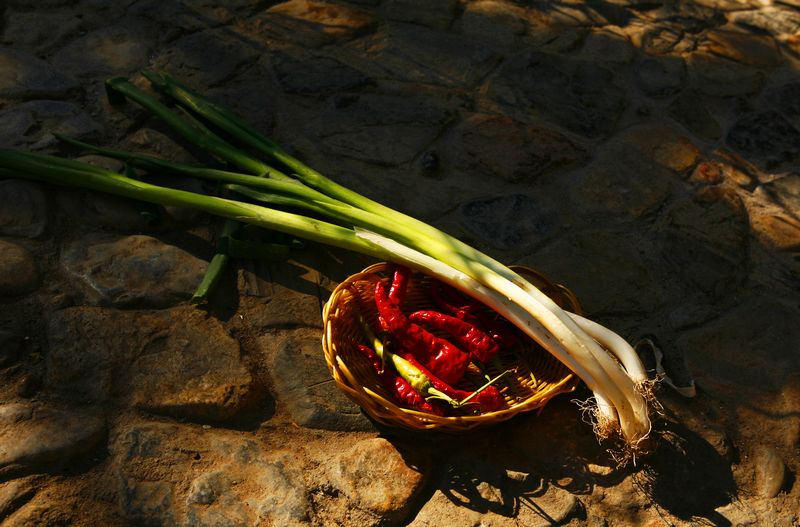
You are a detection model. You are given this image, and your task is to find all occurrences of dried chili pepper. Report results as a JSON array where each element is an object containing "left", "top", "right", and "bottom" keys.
[
  {"left": 357, "top": 310, "right": 507, "bottom": 415},
  {"left": 429, "top": 279, "right": 476, "bottom": 319},
  {"left": 409, "top": 310, "right": 500, "bottom": 363},
  {"left": 388, "top": 265, "right": 411, "bottom": 306},
  {"left": 375, "top": 279, "right": 470, "bottom": 386},
  {"left": 400, "top": 354, "right": 506, "bottom": 414},
  {"left": 430, "top": 280, "right": 520, "bottom": 349},
  {"left": 356, "top": 344, "right": 444, "bottom": 415}
]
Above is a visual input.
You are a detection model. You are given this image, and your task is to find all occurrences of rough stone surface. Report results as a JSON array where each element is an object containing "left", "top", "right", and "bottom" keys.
[
  {"left": 702, "top": 29, "right": 784, "bottom": 68},
  {"left": 0, "top": 48, "right": 77, "bottom": 100},
  {"left": 0, "top": 100, "right": 102, "bottom": 149},
  {"left": 0, "top": 180, "right": 48, "bottom": 238},
  {"left": 0, "top": 240, "right": 39, "bottom": 297},
  {"left": 260, "top": 329, "right": 371, "bottom": 431},
  {"left": 311, "top": 92, "right": 450, "bottom": 165},
  {"left": 60, "top": 234, "right": 208, "bottom": 308},
  {"left": 726, "top": 111, "right": 800, "bottom": 167},
  {"left": 569, "top": 142, "right": 675, "bottom": 219},
  {"left": 656, "top": 187, "right": 749, "bottom": 298},
  {"left": 669, "top": 90, "right": 722, "bottom": 140},
  {"left": 459, "top": 194, "right": 559, "bottom": 252},
  {"left": 730, "top": 7, "right": 800, "bottom": 35},
  {"left": 754, "top": 445, "right": 786, "bottom": 498},
  {"left": 636, "top": 56, "right": 685, "bottom": 97},
  {"left": 626, "top": 125, "right": 700, "bottom": 174},
  {"left": 271, "top": 49, "right": 371, "bottom": 94},
  {"left": 523, "top": 229, "right": 667, "bottom": 314},
  {"left": 488, "top": 51, "right": 627, "bottom": 138},
  {"left": 461, "top": 1, "right": 531, "bottom": 49},
  {"left": 678, "top": 296, "right": 800, "bottom": 399},
  {"left": 750, "top": 212, "right": 800, "bottom": 251},
  {"left": 325, "top": 438, "right": 425, "bottom": 520},
  {"left": 251, "top": 0, "right": 376, "bottom": 48},
  {"left": 761, "top": 173, "right": 800, "bottom": 214},
  {"left": 408, "top": 457, "right": 580, "bottom": 527},
  {"left": 385, "top": 0, "right": 457, "bottom": 29},
  {"left": 2, "top": 1, "right": 800, "bottom": 526},
  {"left": 46, "top": 306, "right": 254, "bottom": 422},
  {"left": 0, "top": 402, "right": 105, "bottom": 478},
  {"left": 579, "top": 27, "right": 634, "bottom": 63},
  {"left": 52, "top": 26, "right": 154, "bottom": 78},
  {"left": 450, "top": 113, "right": 587, "bottom": 183},
  {"left": 772, "top": 82, "right": 800, "bottom": 126},
  {"left": 0, "top": 331, "right": 25, "bottom": 369},
  {"left": 1, "top": 10, "right": 84, "bottom": 54},
  {"left": 343, "top": 23, "right": 500, "bottom": 88},
  {"left": 153, "top": 27, "right": 260, "bottom": 87},
  {"left": 0, "top": 478, "right": 36, "bottom": 521},
  {"left": 113, "top": 422, "right": 426, "bottom": 526},
  {"left": 687, "top": 52, "right": 764, "bottom": 96}
]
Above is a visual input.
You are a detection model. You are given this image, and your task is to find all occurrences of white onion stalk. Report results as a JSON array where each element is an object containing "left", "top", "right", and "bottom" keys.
[
  {"left": 568, "top": 313, "right": 649, "bottom": 385},
  {"left": 354, "top": 229, "right": 649, "bottom": 445}
]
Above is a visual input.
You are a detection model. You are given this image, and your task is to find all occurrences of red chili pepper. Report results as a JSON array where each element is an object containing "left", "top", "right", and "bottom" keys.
[
  {"left": 388, "top": 265, "right": 411, "bottom": 306},
  {"left": 374, "top": 280, "right": 470, "bottom": 386},
  {"left": 356, "top": 344, "right": 444, "bottom": 415},
  {"left": 429, "top": 280, "right": 477, "bottom": 320},
  {"left": 408, "top": 310, "right": 500, "bottom": 363},
  {"left": 401, "top": 354, "right": 505, "bottom": 414},
  {"left": 430, "top": 281, "right": 519, "bottom": 349}
]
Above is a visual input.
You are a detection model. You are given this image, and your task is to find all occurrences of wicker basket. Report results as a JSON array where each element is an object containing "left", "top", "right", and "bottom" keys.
[{"left": 322, "top": 263, "right": 582, "bottom": 431}]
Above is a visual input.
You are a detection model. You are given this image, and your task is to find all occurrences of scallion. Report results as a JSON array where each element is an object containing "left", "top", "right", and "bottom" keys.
[{"left": 0, "top": 73, "right": 657, "bottom": 454}]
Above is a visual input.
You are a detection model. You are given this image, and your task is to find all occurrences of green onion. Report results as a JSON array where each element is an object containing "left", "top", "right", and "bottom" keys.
[{"left": 0, "top": 73, "right": 656, "bottom": 453}]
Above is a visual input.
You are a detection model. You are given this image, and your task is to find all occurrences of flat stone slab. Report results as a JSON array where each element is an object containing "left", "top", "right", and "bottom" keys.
[
  {"left": 459, "top": 194, "right": 559, "bottom": 253},
  {"left": 656, "top": 187, "right": 749, "bottom": 298},
  {"left": 52, "top": 26, "right": 155, "bottom": 78},
  {"left": 448, "top": 113, "right": 587, "bottom": 183},
  {"left": 153, "top": 27, "right": 260, "bottom": 87},
  {"left": 0, "top": 402, "right": 105, "bottom": 478},
  {"left": 408, "top": 457, "right": 579, "bottom": 527},
  {"left": 113, "top": 422, "right": 427, "bottom": 526},
  {"left": 726, "top": 111, "right": 800, "bottom": 168},
  {"left": 0, "top": 240, "right": 39, "bottom": 297},
  {"left": 487, "top": 51, "right": 626, "bottom": 138},
  {"left": 249, "top": 0, "right": 376, "bottom": 48},
  {"left": 0, "top": 48, "right": 77, "bottom": 100},
  {"left": 0, "top": 100, "right": 102, "bottom": 149},
  {"left": 60, "top": 234, "right": 208, "bottom": 308},
  {"left": 341, "top": 23, "right": 499, "bottom": 87},
  {"left": 311, "top": 92, "right": 450, "bottom": 165},
  {"left": 259, "top": 329, "right": 372, "bottom": 431},
  {"left": 46, "top": 306, "right": 255, "bottom": 422},
  {"left": 0, "top": 180, "right": 48, "bottom": 238}
]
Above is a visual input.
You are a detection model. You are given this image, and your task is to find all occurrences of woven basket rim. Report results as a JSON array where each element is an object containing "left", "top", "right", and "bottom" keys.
[{"left": 322, "top": 263, "right": 582, "bottom": 431}]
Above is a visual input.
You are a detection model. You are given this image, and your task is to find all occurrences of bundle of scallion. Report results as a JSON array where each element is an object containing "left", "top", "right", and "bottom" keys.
[{"left": 0, "top": 72, "right": 655, "bottom": 455}]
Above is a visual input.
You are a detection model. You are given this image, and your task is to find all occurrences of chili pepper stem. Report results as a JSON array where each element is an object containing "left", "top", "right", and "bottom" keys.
[
  {"left": 454, "top": 370, "right": 510, "bottom": 408},
  {"left": 424, "top": 387, "right": 458, "bottom": 405}
]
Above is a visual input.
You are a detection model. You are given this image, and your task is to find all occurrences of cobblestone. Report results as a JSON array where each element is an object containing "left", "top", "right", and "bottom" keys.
[{"left": 1, "top": 1, "right": 799, "bottom": 526}]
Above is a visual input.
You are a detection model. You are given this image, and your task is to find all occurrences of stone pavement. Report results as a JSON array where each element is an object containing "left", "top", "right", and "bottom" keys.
[{"left": 1, "top": 0, "right": 799, "bottom": 525}]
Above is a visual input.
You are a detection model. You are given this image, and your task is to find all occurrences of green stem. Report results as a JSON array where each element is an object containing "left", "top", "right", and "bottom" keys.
[
  {"left": 104, "top": 78, "right": 287, "bottom": 180},
  {"left": 56, "top": 135, "right": 342, "bottom": 206},
  {"left": 191, "top": 219, "right": 240, "bottom": 304},
  {"left": 0, "top": 149, "right": 389, "bottom": 260}
]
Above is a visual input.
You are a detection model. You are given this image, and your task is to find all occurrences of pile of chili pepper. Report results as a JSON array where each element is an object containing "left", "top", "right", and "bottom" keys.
[{"left": 356, "top": 265, "right": 522, "bottom": 416}]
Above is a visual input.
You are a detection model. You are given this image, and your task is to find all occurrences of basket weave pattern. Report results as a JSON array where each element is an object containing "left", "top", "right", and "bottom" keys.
[{"left": 322, "top": 263, "right": 582, "bottom": 431}]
